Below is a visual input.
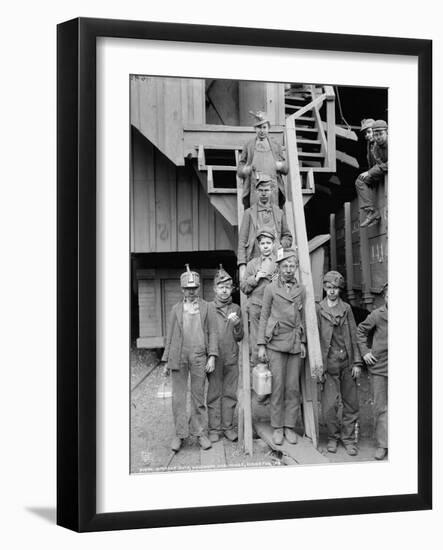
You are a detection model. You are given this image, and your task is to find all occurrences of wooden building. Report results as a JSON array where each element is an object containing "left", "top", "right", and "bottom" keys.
[{"left": 130, "top": 75, "right": 388, "bottom": 452}]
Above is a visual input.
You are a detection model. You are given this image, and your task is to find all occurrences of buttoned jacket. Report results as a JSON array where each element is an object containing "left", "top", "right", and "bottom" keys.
[
  {"left": 161, "top": 299, "right": 218, "bottom": 370},
  {"left": 240, "top": 256, "right": 277, "bottom": 306},
  {"left": 257, "top": 278, "right": 306, "bottom": 354},
  {"left": 213, "top": 301, "right": 244, "bottom": 363},
  {"left": 316, "top": 298, "right": 362, "bottom": 367},
  {"left": 237, "top": 204, "right": 292, "bottom": 266}
]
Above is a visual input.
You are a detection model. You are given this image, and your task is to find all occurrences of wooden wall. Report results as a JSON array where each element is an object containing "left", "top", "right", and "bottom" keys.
[
  {"left": 131, "top": 128, "right": 237, "bottom": 254},
  {"left": 130, "top": 75, "right": 205, "bottom": 166}
]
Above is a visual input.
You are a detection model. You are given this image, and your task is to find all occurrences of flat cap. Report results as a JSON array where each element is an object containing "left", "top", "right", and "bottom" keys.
[
  {"left": 256, "top": 228, "right": 276, "bottom": 242},
  {"left": 360, "top": 118, "right": 375, "bottom": 132},
  {"left": 323, "top": 270, "right": 345, "bottom": 289},
  {"left": 372, "top": 119, "right": 388, "bottom": 130},
  {"left": 254, "top": 172, "right": 275, "bottom": 188},
  {"left": 275, "top": 247, "right": 298, "bottom": 263}
]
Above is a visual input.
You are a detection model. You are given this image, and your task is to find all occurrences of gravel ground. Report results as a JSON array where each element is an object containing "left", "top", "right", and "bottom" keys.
[{"left": 130, "top": 346, "right": 383, "bottom": 474}]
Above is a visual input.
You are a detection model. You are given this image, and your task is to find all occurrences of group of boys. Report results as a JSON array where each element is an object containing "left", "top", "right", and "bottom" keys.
[{"left": 160, "top": 110, "right": 389, "bottom": 461}]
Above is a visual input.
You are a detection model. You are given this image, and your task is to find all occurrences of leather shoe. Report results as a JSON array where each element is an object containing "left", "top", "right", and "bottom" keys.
[
  {"left": 224, "top": 429, "right": 238, "bottom": 442},
  {"left": 284, "top": 427, "right": 298, "bottom": 445},
  {"left": 198, "top": 435, "right": 212, "bottom": 450},
  {"left": 170, "top": 436, "right": 183, "bottom": 452},
  {"left": 327, "top": 439, "right": 338, "bottom": 453},
  {"left": 272, "top": 428, "right": 284, "bottom": 445},
  {"left": 374, "top": 447, "right": 387, "bottom": 460},
  {"left": 344, "top": 443, "right": 358, "bottom": 456},
  {"left": 209, "top": 432, "right": 220, "bottom": 443}
]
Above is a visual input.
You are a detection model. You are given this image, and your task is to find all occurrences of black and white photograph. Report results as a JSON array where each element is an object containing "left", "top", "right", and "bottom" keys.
[{"left": 129, "top": 76, "right": 389, "bottom": 474}]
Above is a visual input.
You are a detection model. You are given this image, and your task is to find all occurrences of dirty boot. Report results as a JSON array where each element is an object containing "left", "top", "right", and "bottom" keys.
[
  {"left": 361, "top": 208, "right": 380, "bottom": 228},
  {"left": 170, "top": 436, "right": 183, "bottom": 452},
  {"left": 284, "top": 427, "right": 298, "bottom": 445},
  {"left": 272, "top": 428, "right": 284, "bottom": 446},
  {"left": 224, "top": 429, "right": 238, "bottom": 442},
  {"left": 327, "top": 439, "right": 338, "bottom": 453},
  {"left": 209, "top": 432, "right": 220, "bottom": 443},
  {"left": 198, "top": 435, "right": 212, "bottom": 450},
  {"left": 374, "top": 447, "right": 387, "bottom": 460}
]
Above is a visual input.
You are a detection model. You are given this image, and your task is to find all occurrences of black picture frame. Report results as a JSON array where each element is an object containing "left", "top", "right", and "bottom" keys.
[{"left": 57, "top": 17, "right": 432, "bottom": 532}]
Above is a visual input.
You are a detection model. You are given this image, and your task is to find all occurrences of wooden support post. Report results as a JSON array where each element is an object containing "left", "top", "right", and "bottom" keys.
[
  {"left": 285, "top": 119, "right": 323, "bottom": 380},
  {"left": 359, "top": 225, "right": 374, "bottom": 309},
  {"left": 325, "top": 86, "right": 336, "bottom": 172},
  {"left": 235, "top": 150, "right": 253, "bottom": 456},
  {"left": 330, "top": 213, "right": 337, "bottom": 270},
  {"left": 344, "top": 202, "right": 357, "bottom": 305}
]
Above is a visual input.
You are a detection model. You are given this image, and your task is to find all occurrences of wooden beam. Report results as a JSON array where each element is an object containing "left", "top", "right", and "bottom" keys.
[
  {"left": 285, "top": 118, "right": 323, "bottom": 381},
  {"left": 336, "top": 150, "right": 359, "bottom": 169},
  {"left": 235, "top": 150, "right": 253, "bottom": 456},
  {"left": 326, "top": 91, "right": 336, "bottom": 171},
  {"left": 330, "top": 213, "right": 337, "bottom": 270},
  {"left": 287, "top": 93, "right": 326, "bottom": 121},
  {"left": 344, "top": 202, "right": 357, "bottom": 305},
  {"left": 322, "top": 121, "right": 358, "bottom": 141}
]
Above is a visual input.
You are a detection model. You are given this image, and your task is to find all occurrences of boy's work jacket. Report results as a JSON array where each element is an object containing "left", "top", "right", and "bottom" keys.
[
  {"left": 257, "top": 278, "right": 306, "bottom": 354},
  {"left": 161, "top": 299, "right": 218, "bottom": 370},
  {"left": 316, "top": 298, "right": 362, "bottom": 367}
]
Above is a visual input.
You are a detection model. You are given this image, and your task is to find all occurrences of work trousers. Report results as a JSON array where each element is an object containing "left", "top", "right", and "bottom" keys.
[
  {"left": 267, "top": 349, "right": 302, "bottom": 429},
  {"left": 355, "top": 174, "right": 377, "bottom": 211},
  {"left": 207, "top": 354, "right": 239, "bottom": 434},
  {"left": 248, "top": 303, "right": 262, "bottom": 368},
  {"left": 171, "top": 349, "right": 207, "bottom": 438},
  {"left": 370, "top": 373, "right": 388, "bottom": 449},
  {"left": 321, "top": 352, "right": 359, "bottom": 445}
]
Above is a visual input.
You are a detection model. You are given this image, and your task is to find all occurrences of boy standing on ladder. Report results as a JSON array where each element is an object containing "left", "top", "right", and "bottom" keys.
[
  {"left": 240, "top": 229, "right": 278, "bottom": 370},
  {"left": 317, "top": 271, "right": 362, "bottom": 456},
  {"left": 161, "top": 265, "right": 218, "bottom": 453},
  {"left": 207, "top": 266, "right": 244, "bottom": 443}
]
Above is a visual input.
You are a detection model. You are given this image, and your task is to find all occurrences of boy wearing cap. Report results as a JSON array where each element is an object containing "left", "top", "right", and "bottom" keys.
[
  {"left": 317, "top": 271, "right": 362, "bottom": 455},
  {"left": 257, "top": 248, "right": 306, "bottom": 446},
  {"left": 360, "top": 118, "right": 376, "bottom": 168},
  {"left": 207, "top": 266, "right": 244, "bottom": 443},
  {"left": 237, "top": 174, "right": 292, "bottom": 267},
  {"left": 240, "top": 229, "right": 277, "bottom": 369},
  {"left": 357, "top": 283, "right": 388, "bottom": 460},
  {"left": 161, "top": 265, "right": 218, "bottom": 452},
  {"left": 355, "top": 119, "right": 388, "bottom": 228},
  {"left": 237, "top": 111, "right": 288, "bottom": 209}
]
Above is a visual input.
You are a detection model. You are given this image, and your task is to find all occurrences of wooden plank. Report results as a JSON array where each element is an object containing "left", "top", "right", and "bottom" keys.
[
  {"left": 136, "top": 336, "right": 165, "bottom": 349},
  {"left": 154, "top": 150, "right": 173, "bottom": 252},
  {"left": 291, "top": 93, "right": 326, "bottom": 120},
  {"left": 326, "top": 88, "right": 336, "bottom": 171},
  {"left": 210, "top": 195, "right": 238, "bottom": 226},
  {"left": 198, "top": 183, "right": 210, "bottom": 250},
  {"left": 330, "top": 214, "right": 337, "bottom": 270},
  {"left": 254, "top": 422, "right": 328, "bottom": 464},
  {"left": 336, "top": 150, "right": 359, "bottom": 169},
  {"left": 132, "top": 136, "right": 153, "bottom": 252},
  {"left": 200, "top": 440, "right": 227, "bottom": 468},
  {"left": 286, "top": 117, "right": 324, "bottom": 383},
  {"left": 192, "top": 173, "right": 200, "bottom": 250},
  {"left": 311, "top": 86, "right": 328, "bottom": 165},
  {"left": 321, "top": 121, "right": 358, "bottom": 141},
  {"left": 176, "top": 168, "right": 194, "bottom": 251},
  {"left": 344, "top": 202, "right": 357, "bottom": 305},
  {"left": 235, "top": 150, "right": 253, "bottom": 456}
]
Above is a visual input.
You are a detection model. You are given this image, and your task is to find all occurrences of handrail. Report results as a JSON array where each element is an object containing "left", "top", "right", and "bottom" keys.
[{"left": 286, "top": 93, "right": 327, "bottom": 122}]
